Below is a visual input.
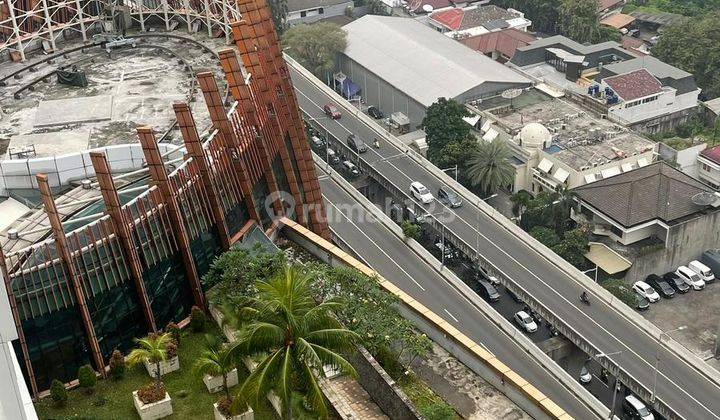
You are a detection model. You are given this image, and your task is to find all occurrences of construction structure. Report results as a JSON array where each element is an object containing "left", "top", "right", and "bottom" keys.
[
  {"left": 0, "top": 0, "right": 241, "bottom": 61},
  {"left": 0, "top": 0, "right": 328, "bottom": 403}
]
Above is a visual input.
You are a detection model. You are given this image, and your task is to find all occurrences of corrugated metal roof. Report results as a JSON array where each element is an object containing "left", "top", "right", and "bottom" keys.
[{"left": 341, "top": 15, "right": 530, "bottom": 107}]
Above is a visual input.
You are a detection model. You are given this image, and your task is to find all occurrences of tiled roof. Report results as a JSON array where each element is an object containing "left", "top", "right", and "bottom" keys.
[
  {"left": 598, "top": 0, "right": 624, "bottom": 11},
  {"left": 620, "top": 35, "right": 646, "bottom": 53},
  {"left": 430, "top": 5, "right": 516, "bottom": 31},
  {"left": 604, "top": 68, "right": 662, "bottom": 101},
  {"left": 700, "top": 145, "right": 720, "bottom": 165},
  {"left": 575, "top": 162, "right": 714, "bottom": 227},
  {"left": 460, "top": 28, "right": 536, "bottom": 59}
]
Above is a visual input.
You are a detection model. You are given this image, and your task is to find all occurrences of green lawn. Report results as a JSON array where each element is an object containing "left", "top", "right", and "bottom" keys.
[{"left": 35, "top": 326, "right": 277, "bottom": 420}]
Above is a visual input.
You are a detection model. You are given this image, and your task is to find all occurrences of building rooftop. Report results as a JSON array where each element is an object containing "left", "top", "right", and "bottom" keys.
[
  {"left": 630, "top": 10, "right": 687, "bottom": 26},
  {"left": 602, "top": 55, "right": 692, "bottom": 80},
  {"left": 341, "top": 15, "right": 530, "bottom": 107},
  {"left": 407, "top": 0, "right": 452, "bottom": 13},
  {"left": 287, "top": 0, "right": 350, "bottom": 12},
  {"left": 704, "top": 97, "right": 720, "bottom": 116},
  {"left": 598, "top": 0, "right": 624, "bottom": 11},
  {"left": 575, "top": 162, "right": 716, "bottom": 227},
  {"left": 600, "top": 13, "right": 636, "bottom": 29},
  {"left": 700, "top": 144, "right": 720, "bottom": 165},
  {"left": 484, "top": 89, "right": 655, "bottom": 170},
  {"left": 603, "top": 69, "right": 663, "bottom": 101},
  {"left": 429, "top": 5, "right": 516, "bottom": 31},
  {"left": 460, "top": 28, "right": 536, "bottom": 59}
]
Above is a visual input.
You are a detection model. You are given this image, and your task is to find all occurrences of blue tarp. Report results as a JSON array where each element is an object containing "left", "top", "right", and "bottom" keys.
[{"left": 339, "top": 78, "right": 361, "bottom": 98}]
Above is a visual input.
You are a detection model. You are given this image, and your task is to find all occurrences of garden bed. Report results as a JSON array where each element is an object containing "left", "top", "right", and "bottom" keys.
[{"left": 35, "top": 325, "right": 278, "bottom": 420}]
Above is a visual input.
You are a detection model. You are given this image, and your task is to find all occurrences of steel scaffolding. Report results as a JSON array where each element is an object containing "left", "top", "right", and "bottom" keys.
[{"left": 0, "top": 0, "right": 240, "bottom": 61}]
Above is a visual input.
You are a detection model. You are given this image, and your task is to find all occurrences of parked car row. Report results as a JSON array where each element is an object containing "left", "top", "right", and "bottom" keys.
[
  {"left": 637, "top": 259, "right": 716, "bottom": 310},
  {"left": 409, "top": 181, "right": 463, "bottom": 208}
]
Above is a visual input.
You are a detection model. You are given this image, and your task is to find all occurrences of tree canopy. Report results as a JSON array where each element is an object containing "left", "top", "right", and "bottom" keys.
[
  {"left": 466, "top": 138, "right": 516, "bottom": 194},
  {"left": 493, "top": 0, "right": 560, "bottom": 34},
  {"left": 282, "top": 23, "right": 347, "bottom": 77},
  {"left": 652, "top": 12, "right": 720, "bottom": 99},
  {"left": 422, "top": 98, "right": 473, "bottom": 163},
  {"left": 268, "top": 0, "right": 289, "bottom": 34}
]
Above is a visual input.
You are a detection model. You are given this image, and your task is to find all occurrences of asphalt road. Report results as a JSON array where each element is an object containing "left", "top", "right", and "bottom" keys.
[
  {"left": 291, "top": 64, "right": 720, "bottom": 420},
  {"left": 318, "top": 172, "right": 598, "bottom": 419}
]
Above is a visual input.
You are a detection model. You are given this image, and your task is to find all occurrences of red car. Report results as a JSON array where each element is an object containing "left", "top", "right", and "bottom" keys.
[{"left": 323, "top": 103, "right": 341, "bottom": 119}]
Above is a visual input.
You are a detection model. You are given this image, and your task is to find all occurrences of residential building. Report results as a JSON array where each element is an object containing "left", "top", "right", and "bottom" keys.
[
  {"left": 599, "top": 13, "right": 635, "bottom": 31},
  {"left": 596, "top": 56, "right": 701, "bottom": 133},
  {"left": 426, "top": 4, "right": 531, "bottom": 39},
  {"left": 697, "top": 145, "right": 720, "bottom": 190},
  {"left": 572, "top": 161, "right": 720, "bottom": 280},
  {"left": 286, "top": 0, "right": 353, "bottom": 25},
  {"left": 598, "top": 0, "right": 626, "bottom": 16},
  {"left": 702, "top": 97, "right": 720, "bottom": 125},
  {"left": 336, "top": 15, "right": 531, "bottom": 129},
  {"left": 459, "top": 28, "right": 536, "bottom": 62}
]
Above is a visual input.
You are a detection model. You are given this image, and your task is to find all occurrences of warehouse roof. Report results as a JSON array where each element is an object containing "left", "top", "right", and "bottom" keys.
[{"left": 341, "top": 15, "right": 530, "bottom": 107}]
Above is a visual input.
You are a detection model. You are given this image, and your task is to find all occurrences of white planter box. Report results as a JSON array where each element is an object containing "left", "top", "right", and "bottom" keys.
[
  {"left": 203, "top": 368, "right": 239, "bottom": 393},
  {"left": 213, "top": 401, "right": 254, "bottom": 420},
  {"left": 144, "top": 356, "right": 180, "bottom": 377},
  {"left": 133, "top": 390, "right": 173, "bottom": 420}
]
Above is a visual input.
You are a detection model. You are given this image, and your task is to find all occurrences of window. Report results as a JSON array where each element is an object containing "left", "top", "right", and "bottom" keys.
[
  {"left": 318, "top": 7, "right": 324, "bottom": 14},
  {"left": 642, "top": 95, "right": 658, "bottom": 104},
  {"left": 300, "top": 10, "right": 306, "bottom": 17}
]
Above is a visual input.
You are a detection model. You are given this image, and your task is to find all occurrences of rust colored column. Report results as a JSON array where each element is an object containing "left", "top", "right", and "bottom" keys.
[
  {"left": 193, "top": 76, "right": 262, "bottom": 223},
  {"left": 0, "top": 246, "right": 39, "bottom": 399},
  {"left": 36, "top": 174, "right": 106, "bottom": 376},
  {"left": 217, "top": 48, "right": 287, "bottom": 218},
  {"left": 89, "top": 153, "right": 157, "bottom": 333},
  {"left": 173, "top": 102, "right": 238, "bottom": 245},
  {"left": 137, "top": 127, "right": 206, "bottom": 309}
]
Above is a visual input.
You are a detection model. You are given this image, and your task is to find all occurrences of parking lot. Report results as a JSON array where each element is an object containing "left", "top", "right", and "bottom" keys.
[{"left": 638, "top": 279, "right": 720, "bottom": 361}]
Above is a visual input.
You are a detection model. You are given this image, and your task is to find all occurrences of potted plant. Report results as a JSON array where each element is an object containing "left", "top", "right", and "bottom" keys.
[
  {"left": 194, "top": 340, "right": 249, "bottom": 419},
  {"left": 127, "top": 333, "right": 174, "bottom": 420},
  {"left": 138, "top": 332, "right": 180, "bottom": 377}
]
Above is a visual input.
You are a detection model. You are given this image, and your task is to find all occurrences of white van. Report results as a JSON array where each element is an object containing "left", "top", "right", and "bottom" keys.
[
  {"left": 688, "top": 260, "right": 715, "bottom": 283},
  {"left": 623, "top": 395, "right": 654, "bottom": 420},
  {"left": 675, "top": 265, "right": 705, "bottom": 290}
]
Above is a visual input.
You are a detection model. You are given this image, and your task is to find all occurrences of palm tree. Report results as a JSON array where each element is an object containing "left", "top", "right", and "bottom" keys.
[
  {"left": 127, "top": 332, "right": 173, "bottom": 395},
  {"left": 510, "top": 190, "right": 532, "bottom": 221},
  {"left": 550, "top": 186, "right": 579, "bottom": 233},
  {"left": 466, "top": 138, "right": 515, "bottom": 194},
  {"left": 226, "top": 266, "right": 359, "bottom": 419},
  {"left": 194, "top": 343, "right": 237, "bottom": 400}
]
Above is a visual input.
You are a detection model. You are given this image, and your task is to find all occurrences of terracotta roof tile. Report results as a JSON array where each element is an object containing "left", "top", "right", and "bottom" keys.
[
  {"left": 460, "top": 28, "right": 536, "bottom": 59},
  {"left": 604, "top": 68, "right": 662, "bottom": 101},
  {"left": 700, "top": 145, "right": 720, "bottom": 165}
]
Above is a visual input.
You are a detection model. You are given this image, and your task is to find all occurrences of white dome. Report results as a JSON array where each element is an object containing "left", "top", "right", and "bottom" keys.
[{"left": 519, "top": 123, "right": 551, "bottom": 148}]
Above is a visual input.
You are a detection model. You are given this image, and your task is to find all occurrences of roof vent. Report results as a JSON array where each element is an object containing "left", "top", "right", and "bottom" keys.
[
  {"left": 8, "top": 229, "right": 18, "bottom": 240},
  {"left": 692, "top": 192, "right": 717, "bottom": 206},
  {"left": 82, "top": 179, "right": 92, "bottom": 190}
]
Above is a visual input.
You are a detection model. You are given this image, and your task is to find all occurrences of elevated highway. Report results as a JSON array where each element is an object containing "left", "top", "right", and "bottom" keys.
[{"left": 287, "top": 57, "right": 720, "bottom": 420}]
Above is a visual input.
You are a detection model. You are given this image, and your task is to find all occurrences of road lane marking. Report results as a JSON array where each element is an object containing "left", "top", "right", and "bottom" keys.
[{"left": 444, "top": 308, "right": 459, "bottom": 323}]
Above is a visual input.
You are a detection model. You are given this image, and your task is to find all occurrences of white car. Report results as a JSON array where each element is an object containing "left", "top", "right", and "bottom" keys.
[
  {"left": 579, "top": 365, "right": 592, "bottom": 384},
  {"left": 632, "top": 281, "right": 660, "bottom": 303},
  {"left": 410, "top": 181, "right": 433, "bottom": 204},
  {"left": 688, "top": 260, "right": 715, "bottom": 283},
  {"left": 514, "top": 311, "right": 538, "bottom": 333},
  {"left": 676, "top": 265, "right": 705, "bottom": 290}
]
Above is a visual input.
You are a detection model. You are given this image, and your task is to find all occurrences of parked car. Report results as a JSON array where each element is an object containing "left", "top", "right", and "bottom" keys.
[
  {"left": 323, "top": 103, "right": 341, "bottom": 119},
  {"left": 367, "top": 105, "right": 383, "bottom": 119},
  {"left": 623, "top": 395, "right": 654, "bottom": 420},
  {"left": 410, "top": 181, "right": 434, "bottom": 204},
  {"left": 645, "top": 274, "right": 675, "bottom": 299},
  {"left": 579, "top": 365, "right": 592, "bottom": 384},
  {"left": 663, "top": 272, "right": 690, "bottom": 293},
  {"left": 635, "top": 293, "right": 650, "bottom": 311},
  {"left": 346, "top": 134, "right": 367, "bottom": 154},
  {"left": 632, "top": 281, "right": 660, "bottom": 303},
  {"left": 514, "top": 311, "right": 538, "bottom": 333},
  {"left": 341, "top": 160, "right": 360, "bottom": 178},
  {"left": 476, "top": 279, "right": 500, "bottom": 302},
  {"left": 688, "top": 260, "right": 715, "bottom": 283},
  {"left": 700, "top": 249, "right": 720, "bottom": 278},
  {"left": 676, "top": 265, "right": 705, "bottom": 290},
  {"left": 437, "top": 186, "right": 462, "bottom": 208}
]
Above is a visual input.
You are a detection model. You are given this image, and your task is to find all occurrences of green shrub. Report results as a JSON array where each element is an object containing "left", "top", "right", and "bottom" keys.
[
  {"left": 77, "top": 364, "right": 97, "bottom": 394},
  {"left": 165, "top": 322, "right": 181, "bottom": 343},
  {"left": 108, "top": 349, "right": 126, "bottom": 380},
  {"left": 420, "top": 402, "right": 456, "bottom": 420},
  {"left": 50, "top": 379, "right": 68, "bottom": 406},
  {"left": 189, "top": 306, "right": 207, "bottom": 332},
  {"left": 401, "top": 220, "right": 421, "bottom": 241},
  {"left": 602, "top": 279, "right": 636, "bottom": 307}
]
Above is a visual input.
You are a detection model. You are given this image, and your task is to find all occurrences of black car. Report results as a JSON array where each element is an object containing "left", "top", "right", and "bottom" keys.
[
  {"left": 346, "top": 134, "right": 367, "bottom": 153},
  {"left": 438, "top": 186, "right": 462, "bottom": 208},
  {"left": 341, "top": 160, "right": 360, "bottom": 178},
  {"left": 645, "top": 274, "right": 675, "bottom": 298},
  {"left": 476, "top": 279, "right": 500, "bottom": 302},
  {"left": 635, "top": 293, "right": 650, "bottom": 311},
  {"left": 367, "top": 105, "right": 384, "bottom": 119},
  {"left": 663, "top": 272, "right": 691, "bottom": 293}
]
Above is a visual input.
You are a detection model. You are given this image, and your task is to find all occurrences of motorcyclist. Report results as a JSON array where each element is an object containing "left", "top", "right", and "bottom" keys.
[
  {"left": 373, "top": 138, "right": 380, "bottom": 148},
  {"left": 580, "top": 291, "right": 589, "bottom": 303}
]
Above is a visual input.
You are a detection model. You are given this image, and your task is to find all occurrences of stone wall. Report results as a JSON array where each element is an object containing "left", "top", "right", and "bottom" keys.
[{"left": 347, "top": 346, "right": 422, "bottom": 420}]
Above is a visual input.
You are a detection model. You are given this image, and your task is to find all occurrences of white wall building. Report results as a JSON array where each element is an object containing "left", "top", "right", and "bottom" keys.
[{"left": 426, "top": 4, "right": 531, "bottom": 39}]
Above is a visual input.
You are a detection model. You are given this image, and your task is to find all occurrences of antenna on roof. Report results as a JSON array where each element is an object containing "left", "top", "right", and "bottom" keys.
[
  {"left": 691, "top": 192, "right": 717, "bottom": 206},
  {"left": 422, "top": 4, "right": 434, "bottom": 12}
]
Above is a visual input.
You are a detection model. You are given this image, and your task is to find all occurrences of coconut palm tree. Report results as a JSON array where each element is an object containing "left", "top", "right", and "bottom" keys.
[
  {"left": 226, "top": 266, "right": 359, "bottom": 419},
  {"left": 466, "top": 138, "right": 515, "bottom": 194},
  {"left": 127, "top": 332, "right": 173, "bottom": 395},
  {"left": 550, "top": 186, "right": 579, "bottom": 233},
  {"left": 194, "top": 343, "right": 237, "bottom": 400},
  {"left": 510, "top": 190, "right": 532, "bottom": 222}
]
